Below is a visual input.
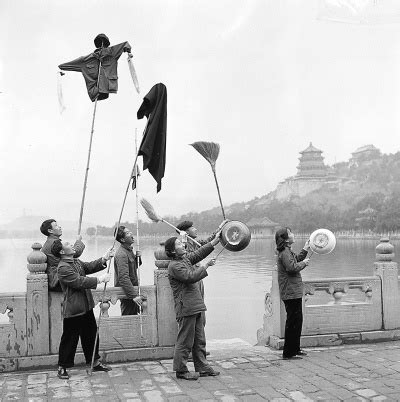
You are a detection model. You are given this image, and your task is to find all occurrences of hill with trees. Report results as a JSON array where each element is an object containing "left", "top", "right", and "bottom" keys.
[{"left": 88, "top": 150, "right": 400, "bottom": 236}]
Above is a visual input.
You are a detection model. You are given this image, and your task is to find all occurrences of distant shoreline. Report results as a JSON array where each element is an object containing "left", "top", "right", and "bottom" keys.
[{"left": 2, "top": 233, "right": 400, "bottom": 241}]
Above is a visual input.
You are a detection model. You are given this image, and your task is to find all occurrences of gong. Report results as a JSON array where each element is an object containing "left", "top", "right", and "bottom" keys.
[
  {"left": 309, "top": 228, "right": 336, "bottom": 255},
  {"left": 219, "top": 220, "right": 251, "bottom": 252}
]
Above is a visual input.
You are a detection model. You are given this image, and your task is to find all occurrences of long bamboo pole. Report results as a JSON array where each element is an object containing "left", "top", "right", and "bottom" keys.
[
  {"left": 135, "top": 129, "right": 144, "bottom": 336},
  {"left": 89, "top": 119, "right": 149, "bottom": 375},
  {"left": 77, "top": 51, "right": 103, "bottom": 236},
  {"left": 78, "top": 98, "right": 98, "bottom": 235},
  {"left": 211, "top": 166, "right": 226, "bottom": 220}
]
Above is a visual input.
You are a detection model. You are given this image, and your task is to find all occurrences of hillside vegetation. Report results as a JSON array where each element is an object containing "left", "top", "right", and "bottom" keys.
[{"left": 92, "top": 151, "right": 400, "bottom": 236}]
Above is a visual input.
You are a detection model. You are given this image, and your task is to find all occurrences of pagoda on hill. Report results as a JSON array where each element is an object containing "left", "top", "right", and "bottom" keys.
[
  {"left": 274, "top": 142, "right": 333, "bottom": 200},
  {"left": 296, "top": 142, "right": 327, "bottom": 178}
]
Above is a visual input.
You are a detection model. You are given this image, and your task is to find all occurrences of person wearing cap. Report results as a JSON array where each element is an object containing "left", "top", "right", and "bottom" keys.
[
  {"left": 58, "top": 33, "right": 132, "bottom": 102},
  {"left": 114, "top": 225, "right": 146, "bottom": 315},
  {"left": 40, "top": 219, "right": 85, "bottom": 291},
  {"left": 275, "top": 227, "right": 310, "bottom": 360},
  {"left": 165, "top": 233, "right": 221, "bottom": 381},
  {"left": 51, "top": 239, "right": 115, "bottom": 379}
]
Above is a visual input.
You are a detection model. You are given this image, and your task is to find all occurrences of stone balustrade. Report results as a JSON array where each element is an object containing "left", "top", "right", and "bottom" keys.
[
  {"left": 0, "top": 242, "right": 177, "bottom": 372},
  {"left": 257, "top": 237, "right": 400, "bottom": 349}
]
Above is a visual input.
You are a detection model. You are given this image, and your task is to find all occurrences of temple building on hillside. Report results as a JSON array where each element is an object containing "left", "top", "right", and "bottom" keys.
[
  {"left": 274, "top": 142, "right": 332, "bottom": 200},
  {"left": 271, "top": 142, "right": 381, "bottom": 201},
  {"left": 349, "top": 144, "right": 381, "bottom": 167},
  {"left": 296, "top": 142, "right": 328, "bottom": 178},
  {"left": 246, "top": 216, "right": 279, "bottom": 237}
]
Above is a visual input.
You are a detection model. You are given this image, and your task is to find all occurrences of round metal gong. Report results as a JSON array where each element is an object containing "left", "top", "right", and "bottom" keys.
[
  {"left": 219, "top": 220, "right": 251, "bottom": 252},
  {"left": 309, "top": 228, "right": 336, "bottom": 255}
]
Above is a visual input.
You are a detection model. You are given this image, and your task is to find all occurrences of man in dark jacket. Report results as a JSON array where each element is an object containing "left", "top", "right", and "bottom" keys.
[
  {"left": 51, "top": 239, "right": 114, "bottom": 379},
  {"left": 114, "top": 226, "right": 146, "bottom": 315},
  {"left": 175, "top": 219, "right": 227, "bottom": 357},
  {"left": 40, "top": 219, "right": 85, "bottom": 291},
  {"left": 165, "top": 233, "right": 221, "bottom": 380}
]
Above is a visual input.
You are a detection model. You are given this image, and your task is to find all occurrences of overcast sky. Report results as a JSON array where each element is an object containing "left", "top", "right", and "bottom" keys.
[{"left": 1, "top": 0, "right": 400, "bottom": 227}]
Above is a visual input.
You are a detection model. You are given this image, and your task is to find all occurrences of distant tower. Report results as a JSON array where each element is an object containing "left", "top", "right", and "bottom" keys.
[{"left": 296, "top": 142, "right": 327, "bottom": 178}]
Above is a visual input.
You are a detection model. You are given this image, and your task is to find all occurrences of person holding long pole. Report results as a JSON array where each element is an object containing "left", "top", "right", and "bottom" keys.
[{"left": 50, "top": 239, "right": 114, "bottom": 379}]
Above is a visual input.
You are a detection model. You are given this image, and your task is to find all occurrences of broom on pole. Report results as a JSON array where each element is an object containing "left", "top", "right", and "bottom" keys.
[
  {"left": 190, "top": 141, "right": 226, "bottom": 220},
  {"left": 140, "top": 198, "right": 202, "bottom": 247}
]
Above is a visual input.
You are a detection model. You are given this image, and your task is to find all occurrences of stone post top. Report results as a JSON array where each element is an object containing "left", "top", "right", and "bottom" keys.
[
  {"left": 375, "top": 237, "right": 394, "bottom": 262},
  {"left": 27, "top": 242, "right": 47, "bottom": 274}
]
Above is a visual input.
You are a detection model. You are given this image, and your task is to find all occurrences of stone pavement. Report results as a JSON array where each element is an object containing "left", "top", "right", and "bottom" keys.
[{"left": 1, "top": 338, "right": 400, "bottom": 401}]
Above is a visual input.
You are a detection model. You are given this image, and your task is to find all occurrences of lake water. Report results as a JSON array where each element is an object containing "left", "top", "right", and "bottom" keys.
[{"left": 1, "top": 237, "right": 399, "bottom": 345}]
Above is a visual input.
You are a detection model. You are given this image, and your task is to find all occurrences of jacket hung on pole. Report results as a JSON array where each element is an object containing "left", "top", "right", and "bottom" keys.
[
  {"left": 58, "top": 41, "right": 131, "bottom": 102},
  {"left": 137, "top": 83, "right": 167, "bottom": 192}
]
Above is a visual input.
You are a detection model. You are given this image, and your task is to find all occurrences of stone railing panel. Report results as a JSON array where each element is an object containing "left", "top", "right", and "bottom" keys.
[
  {"left": 0, "top": 293, "right": 27, "bottom": 358},
  {"left": 93, "top": 285, "right": 158, "bottom": 350},
  {"left": 303, "top": 276, "right": 382, "bottom": 335}
]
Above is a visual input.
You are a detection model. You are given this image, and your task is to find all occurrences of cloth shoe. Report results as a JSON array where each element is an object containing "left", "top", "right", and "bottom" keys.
[
  {"left": 296, "top": 350, "right": 307, "bottom": 356},
  {"left": 199, "top": 368, "right": 220, "bottom": 377},
  {"left": 57, "top": 367, "right": 69, "bottom": 380},
  {"left": 92, "top": 363, "right": 112, "bottom": 372},
  {"left": 176, "top": 371, "right": 199, "bottom": 380},
  {"left": 282, "top": 355, "right": 302, "bottom": 360}
]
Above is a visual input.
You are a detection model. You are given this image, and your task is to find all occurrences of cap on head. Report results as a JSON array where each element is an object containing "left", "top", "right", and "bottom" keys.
[
  {"left": 94, "top": 33, "right": 110, "bottom": 48},
  {"left": 176, "top": 221, "right": 193, "bottom": 231},
  {"left": 164, "top": 236, "right": 178, "bottom": 258}
]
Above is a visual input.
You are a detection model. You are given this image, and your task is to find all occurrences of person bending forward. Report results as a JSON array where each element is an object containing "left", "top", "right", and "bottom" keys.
[{"left": 165, "top": 233, "right": 221, "bottom": 381}]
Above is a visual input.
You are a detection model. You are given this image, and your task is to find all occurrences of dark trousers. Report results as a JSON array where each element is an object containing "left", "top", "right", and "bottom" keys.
[
  {"left": 58, "top": 310, "right": 100, "bottom": 368},
  {"left": 120, "top": 299, "right": 140, "bottom": 316},
  {"left": 283, "top": 298, "right": 303, "bottom": 357},
  {"left": 173, "top": 313, "right": 209, "bottom": 373}
]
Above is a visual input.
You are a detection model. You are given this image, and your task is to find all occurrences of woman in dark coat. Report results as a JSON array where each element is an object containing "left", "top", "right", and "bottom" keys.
[{"left": 275, "top": 227, "right": 310, "bottom": 359}]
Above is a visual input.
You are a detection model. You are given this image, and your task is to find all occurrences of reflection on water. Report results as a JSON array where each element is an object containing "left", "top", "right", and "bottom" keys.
[{"left": 1, "top": 237, "right": 398, "bottom": 344}]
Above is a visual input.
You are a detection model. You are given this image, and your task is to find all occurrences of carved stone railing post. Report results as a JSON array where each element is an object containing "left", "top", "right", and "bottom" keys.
[
  {"left": 26, "top": 242, "right": 49, "bottom": 355},
  {"left": 154, "top": 245, "right": 177, "bottom": 346},
  {"left": 374, "top": 237, "right": 400, "bottom": 329},
  {"left": 256, "top": 268, "right": 285, "bottom": 346}
]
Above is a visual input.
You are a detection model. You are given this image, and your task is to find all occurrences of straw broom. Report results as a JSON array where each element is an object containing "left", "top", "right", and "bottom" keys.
[
  {"left": 140, "top": 198, "right": 201, "bottom": 247},
  {"left": 190, "top": 141, "right": 226, "bottom": 220}
]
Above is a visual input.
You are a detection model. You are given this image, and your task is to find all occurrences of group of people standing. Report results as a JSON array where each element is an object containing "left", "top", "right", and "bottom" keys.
[{"left": 39, "top": 217, "right": 311, "bottom": 381}]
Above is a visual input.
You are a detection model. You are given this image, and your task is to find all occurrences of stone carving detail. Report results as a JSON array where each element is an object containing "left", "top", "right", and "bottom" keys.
[
  {"left": 328, "top": 282, "right": 349, "bottom": 303},
  {"left": 362, "top": 283, "right": 373, "bottom": 300},
  {"left": 7, "top": 308, "right": 13, "bottom": 324},
  {"left": 264, "top": 293, "right": 272, "bottom": 317}
]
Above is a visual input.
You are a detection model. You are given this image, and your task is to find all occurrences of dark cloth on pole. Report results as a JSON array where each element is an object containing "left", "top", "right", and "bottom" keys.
[
  {"left": 173, "top": 313, "right": 210, "bottom": 373},
  {"left": 58, "top": 41, "right": 131, "bottom": 102},
  {"left": 137, "top": 83, "right": 167, "bottom": 192},
  {"left": 58, "top": 310, "right": 100, "bottom": 368}
]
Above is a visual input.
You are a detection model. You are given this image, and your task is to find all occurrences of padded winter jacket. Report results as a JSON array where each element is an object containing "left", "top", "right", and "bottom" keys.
[
  {"left": 59, "top": 41, "right": 131, "bottom": 101},
  {"left": 57, "top": 257, "right": 106, "bottom": 318},
  {"left": 277, "top": 246, "right": 308, "bottom": 300},
  {"left": 168, "top": 243, "right": 214, "bottom": 319}
]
